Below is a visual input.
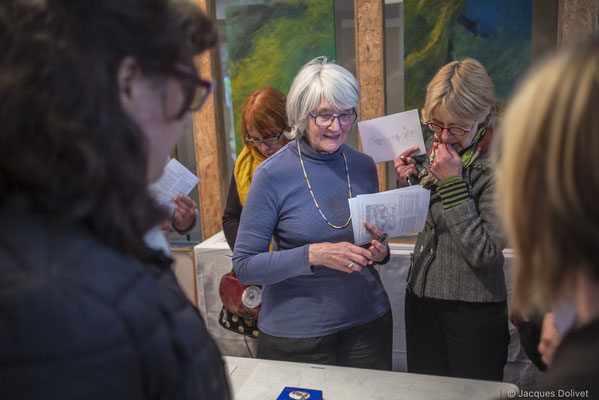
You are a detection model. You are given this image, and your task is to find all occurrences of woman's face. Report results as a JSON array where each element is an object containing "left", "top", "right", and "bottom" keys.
[
  {"left": 245, "top": 126, "right": 287, "bottom": 158},
  {"left": 123, "top": 71, "right": 192, "bottom": 182},
  {"left": 430, "top": 106, "right": 480, "bottom": 153},
  {"left": 305, "top": 97, "right": 353, "bottom": 153}
]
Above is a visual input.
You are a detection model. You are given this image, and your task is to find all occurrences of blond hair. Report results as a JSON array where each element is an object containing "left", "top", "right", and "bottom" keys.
[
  {"left": 422, "top": 58, "right": 498, "bottom": 129},
  {"left": 496, "top": 40, "right": 599, "bottom": 314}
]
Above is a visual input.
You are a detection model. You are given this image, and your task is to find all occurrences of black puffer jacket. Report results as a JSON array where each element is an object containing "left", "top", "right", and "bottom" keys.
[{"left": 0, "top": 199, "right": 231, "bottom": 400}]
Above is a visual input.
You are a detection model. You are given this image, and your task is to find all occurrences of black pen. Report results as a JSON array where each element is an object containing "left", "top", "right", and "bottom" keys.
[{"left": 359, "top": 232, "right": 388, "bottom": 249}]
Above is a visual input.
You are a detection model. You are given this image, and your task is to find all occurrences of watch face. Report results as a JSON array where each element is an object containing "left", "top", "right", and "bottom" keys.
[{"left": 241, "top": 285, "right": 262, "bottom": 309}]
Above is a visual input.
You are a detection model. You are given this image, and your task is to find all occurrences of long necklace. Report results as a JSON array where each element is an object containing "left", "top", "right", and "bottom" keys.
[{"left": 297, "top": 141, "right": 352, "bottom": 229}]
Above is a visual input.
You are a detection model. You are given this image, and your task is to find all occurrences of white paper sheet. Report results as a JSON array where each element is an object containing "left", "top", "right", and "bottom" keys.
[
  {"left": 357, "top": 109, "right": 426, "bottom": 163},
  {"left": 349, "top": 186, "right": 430, "bottom": 244},
  {"left": 149, "top": 159, "right": 199, "bottom": 212}
]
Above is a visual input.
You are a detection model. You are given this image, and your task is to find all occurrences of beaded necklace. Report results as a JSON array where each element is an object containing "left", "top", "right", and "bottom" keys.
[{"left": 297, "top": 140, "right": 352, "bottom": 229}]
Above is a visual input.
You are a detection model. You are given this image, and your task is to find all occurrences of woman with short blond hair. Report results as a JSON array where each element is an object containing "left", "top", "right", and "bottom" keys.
[
  {"left": 394, "top": 58, "right": 508, "bottom": 381},
  {"left": 497, "top": 39, "right": 599, "bottom": 392}
]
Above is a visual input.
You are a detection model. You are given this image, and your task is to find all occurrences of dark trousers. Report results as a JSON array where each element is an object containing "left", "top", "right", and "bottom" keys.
[
  {"left": 258, "top": 310, "right": 393, "bottom": 371},
  {"left": 405, "top": 291, "right": 509, "bottom": 381}
]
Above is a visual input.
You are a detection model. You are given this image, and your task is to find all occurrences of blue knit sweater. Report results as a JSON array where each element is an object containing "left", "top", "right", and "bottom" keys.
[{"left": 233, "top": 138, "right": 390, "bottom": 338}]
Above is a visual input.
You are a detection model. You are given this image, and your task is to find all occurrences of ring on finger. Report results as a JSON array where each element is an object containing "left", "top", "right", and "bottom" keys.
[{"left": 347, "top": 262, "right": 354, "bottom": 269}]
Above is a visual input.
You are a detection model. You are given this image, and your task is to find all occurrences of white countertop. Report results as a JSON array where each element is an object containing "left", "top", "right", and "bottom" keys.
[{"left": 223, "top": 356, "right": 518, "bottom": 400}]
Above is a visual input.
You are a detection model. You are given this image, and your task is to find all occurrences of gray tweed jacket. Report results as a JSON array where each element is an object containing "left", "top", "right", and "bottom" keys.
[{"left": 407, "top": 143, "right": 507, "bottom": 303}]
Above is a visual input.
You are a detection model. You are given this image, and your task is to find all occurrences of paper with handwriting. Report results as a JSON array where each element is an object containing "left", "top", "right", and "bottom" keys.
[{"left": 358, "top": 109, "right": 426, "bottom": 163}]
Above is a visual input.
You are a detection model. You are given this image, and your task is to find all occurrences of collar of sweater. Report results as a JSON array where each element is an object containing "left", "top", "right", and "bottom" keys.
[{"left": 297, "top": 137, "right": 345, "bottom": 162}]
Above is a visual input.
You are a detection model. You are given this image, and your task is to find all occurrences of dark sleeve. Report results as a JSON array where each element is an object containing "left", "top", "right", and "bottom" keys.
[
  {"left": 375, "top": 245, "right": 391, "bottom": 265},
  {"left": 222, "top": 174, "right": 242, "bottom": 250}
]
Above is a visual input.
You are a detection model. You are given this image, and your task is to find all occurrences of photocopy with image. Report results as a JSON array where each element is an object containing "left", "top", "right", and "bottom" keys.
[{"left": 349, "top": 186, "right": 430, "bottom": 244}]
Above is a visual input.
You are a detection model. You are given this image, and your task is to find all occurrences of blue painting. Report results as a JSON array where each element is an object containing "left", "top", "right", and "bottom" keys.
[{"left": 404, "top": 0, "right": 533, "bottom": 113}]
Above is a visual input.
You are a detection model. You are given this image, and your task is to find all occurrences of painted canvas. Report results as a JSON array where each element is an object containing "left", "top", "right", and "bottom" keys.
[
  {"left": 404, "top": 0, "right": 533, "bottom": 119},
  {"left": 225, "top": 0, "right": 336, "bottom": 154}
]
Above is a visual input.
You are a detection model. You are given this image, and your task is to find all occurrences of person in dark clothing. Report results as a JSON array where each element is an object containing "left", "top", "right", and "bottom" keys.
[
  {"left": 222, "top": 87, "right": 290, "bottom": 249},
  {"left": 510, "top": 312, "right": 548, "bottom": 372},
  {"left": 0, "top": 1, "right": 230, "bottom": 399},
  {"left": 497, "top": 39, "right": 599, "bottom": 396}
]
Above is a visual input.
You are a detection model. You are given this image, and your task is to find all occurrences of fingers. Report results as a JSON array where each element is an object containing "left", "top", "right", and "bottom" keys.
[
  {"left": 445, "top": 143, "right": 458, "bottom": 156},
  {"left": 369, "top": 239, "right": 389, "bottom": 264},
  {"left": 362, "top": 222, "right": 389, "bottom": 264},
  {"left": 173, "top": 195, "right": 196, "bottom": 218},
  {"left": 430, "top": 143, "right": 462, "bottom": 181},
  {"left": 399, "top": 146, "right": 420, "bottom": 158},
  {"left": 173, "top": 195, "right": 197, "bottom": 209},
  {"left": 393, "top": 153, "right": 417, "bottom": 168},
  {"left": 348, "top": 245, "right": 371, "bottom": 267},
  {"left": 310, "top": 241, "right": 384, "bottom": 273},
  {"left": 371, "top": 238, "right": 387, "bottom": 253},
  {"left": 393, "top": 161, "right": 418, "bottom": 180},
  {"left": 309, "top": 242, "right": 366, "bottom": 273},
  {"left": 363, "top": 221, "right": 382, "bottom": 237},
  {"left": 437, "top": 143, "right": 459, "bottom": 161},
  {"left": 393, "top": 149, "right": 420, "bottom": 184}
]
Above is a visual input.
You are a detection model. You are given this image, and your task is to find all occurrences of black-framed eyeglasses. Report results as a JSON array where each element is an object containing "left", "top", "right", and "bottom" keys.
[
  {"left": 168, "top": 62, "right": 215, "bottom": 113},
  {"left": 245, "top": 129, "right": 284, "bottom": 147},
  {"left": 309, "top": 109, "right": 357, "bottom": 127},
  {"left": 423, "top": 121, "right": 473, "bottom": 137}
]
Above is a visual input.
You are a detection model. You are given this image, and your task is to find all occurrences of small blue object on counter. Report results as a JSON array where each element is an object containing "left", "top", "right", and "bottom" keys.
[{"left": 276, "top": 386, "right": 323, "bottom": 400}]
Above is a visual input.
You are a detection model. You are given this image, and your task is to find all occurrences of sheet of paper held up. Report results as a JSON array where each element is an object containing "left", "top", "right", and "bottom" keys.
[
  {"left": 357, "top": 109, "right": 426, "bottom": 163},
  {"left": 149, "top": 159, "right": 199, "bottom": 212},
  {"left": 348, "top": 186, "right": 430, "bottom": 244}
]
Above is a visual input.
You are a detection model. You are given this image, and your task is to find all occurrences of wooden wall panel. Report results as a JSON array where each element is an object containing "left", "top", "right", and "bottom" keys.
[
  {"left": 354, "top": 0, "right": 387, "bottom": 191},
  {"left": 192, "top": 0, "right": 228, "bottom": 240},
  {"left": 557, "top": 0, "right": 599, "bottom": 48}
]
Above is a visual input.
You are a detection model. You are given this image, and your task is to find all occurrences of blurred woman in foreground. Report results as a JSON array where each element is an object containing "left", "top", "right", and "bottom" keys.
[
  {"left": 0, "top": 1, "right": 229, "bottom": 398},
  {"left": 497, "top": 39, "right": 599, "bottom": 393}
]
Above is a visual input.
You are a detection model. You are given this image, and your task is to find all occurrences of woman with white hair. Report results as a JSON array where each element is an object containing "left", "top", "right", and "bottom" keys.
[{"left": 232, "top": 57, "right": 392, "bottom": 370}]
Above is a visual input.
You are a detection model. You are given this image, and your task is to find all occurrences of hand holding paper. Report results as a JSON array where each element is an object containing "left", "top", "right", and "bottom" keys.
[
  {"left": 348, "top": 186, "right": 430, "bottom": 244},
  {"left": 149, "top": 159, "right": 199, "bottom": 212},
  {"left": 172, "top": 194, "right": 197, "bottom": 231}
]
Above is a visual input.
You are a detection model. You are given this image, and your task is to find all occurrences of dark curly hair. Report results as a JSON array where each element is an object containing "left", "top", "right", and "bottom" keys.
[{"left": 0, "top": 0, "right": 216, "bottom": 259}]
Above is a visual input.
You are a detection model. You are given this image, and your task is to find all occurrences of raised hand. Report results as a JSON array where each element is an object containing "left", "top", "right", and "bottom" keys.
[
  {"left": 172, "top": 195, "right": 197, "bottom": 232},
  {"left": 393, "top": 146, "right": 420, "bottom": 186}
]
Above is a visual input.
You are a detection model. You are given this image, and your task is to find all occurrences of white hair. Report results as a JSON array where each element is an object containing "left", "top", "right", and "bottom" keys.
[{"left": 285, "top": 56, "right": 359, "bottom": 140}]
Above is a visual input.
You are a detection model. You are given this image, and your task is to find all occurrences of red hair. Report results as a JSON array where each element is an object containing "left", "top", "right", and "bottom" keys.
[{"left": 241, "top": 88, "right": 289, "bottom": 144}]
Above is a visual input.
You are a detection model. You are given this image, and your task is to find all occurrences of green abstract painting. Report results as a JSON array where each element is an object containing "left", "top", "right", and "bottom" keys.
[
  {"left": 404, "top": 0, "right": 533, "bottom": 118},
  {"left": 225, "top": 0, "right": 336, "bottom": 155}
]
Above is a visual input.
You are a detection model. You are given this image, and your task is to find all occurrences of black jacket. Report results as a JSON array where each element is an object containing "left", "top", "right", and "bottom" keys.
[
  {"left": 530, "top": 318, "right": 599, "bottom": 398},
  {"left": 0, "top": 199, "right": 231, "bottom": 399}
]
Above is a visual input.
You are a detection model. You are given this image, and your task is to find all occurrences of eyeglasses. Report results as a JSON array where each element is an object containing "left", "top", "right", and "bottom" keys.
[
  {"left": 168, "top": 62, "right": 215, "bottom": 114},
  {"left": 245, "top": 129, "right": 284, "bottom": 147},
  {"left": 309, "top": 109, "right": 357, "bottom": 127},
  {"left": 423, "top": 121, "right": 473, "bottom": 137}
]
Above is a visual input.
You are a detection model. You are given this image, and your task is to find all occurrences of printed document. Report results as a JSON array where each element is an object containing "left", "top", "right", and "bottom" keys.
[
  {"left": 149, "top": 159, "right": 199, "bottom": 212},
  {"left": 357, "top": 109, "right": 426, "bottom": 163},
  {"left": 348, "top": 186, "right": 430, "bottom": 244}
]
